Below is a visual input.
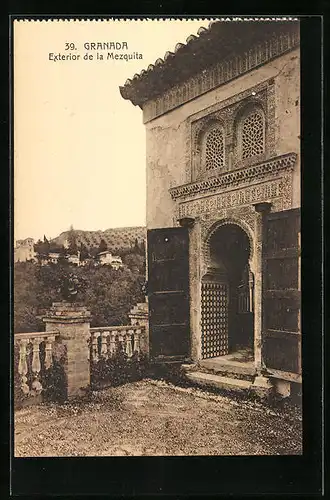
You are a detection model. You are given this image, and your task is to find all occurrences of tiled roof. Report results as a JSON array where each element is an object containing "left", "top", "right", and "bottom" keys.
[{"left": 119, "top": 19, "right": 299, "bottom": 107}]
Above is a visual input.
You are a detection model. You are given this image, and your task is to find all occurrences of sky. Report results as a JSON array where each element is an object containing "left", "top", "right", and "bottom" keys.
[{"left": 14, "top": 18, "right": 211, "bottom": 242}]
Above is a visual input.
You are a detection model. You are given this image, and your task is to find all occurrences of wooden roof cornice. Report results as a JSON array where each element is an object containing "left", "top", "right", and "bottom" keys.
[{"left": 119, "top": 20, "right": 299, "bottom": 110}]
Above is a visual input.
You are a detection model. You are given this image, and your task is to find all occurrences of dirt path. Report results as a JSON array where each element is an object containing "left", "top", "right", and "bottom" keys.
[{"left": 14, "top": 379, "right": 302, "bottom": 456}]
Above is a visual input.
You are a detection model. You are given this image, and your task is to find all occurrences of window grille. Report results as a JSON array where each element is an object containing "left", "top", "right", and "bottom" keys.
[
  {"left": 205, "top": 127, "right": 225, "bottom": 170},
  {"left": 241, "top": 110, "right": 265, "bottom": 159}
]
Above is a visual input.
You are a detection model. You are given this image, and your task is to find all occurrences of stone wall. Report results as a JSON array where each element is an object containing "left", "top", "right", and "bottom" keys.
[
  {"left": 145, "top": 47, "right": 300, "bottom": 230},
  {"left": 144, "top": 45, "right": 300, "bottom": 370}
]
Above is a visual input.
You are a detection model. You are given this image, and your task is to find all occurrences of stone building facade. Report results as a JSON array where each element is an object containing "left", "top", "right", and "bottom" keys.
[
  {"left": 14, "top": 237, "right": 36, "bottom": 263},
  {"left": 120, "top": 20, "right": 301, "bottom": 396}
]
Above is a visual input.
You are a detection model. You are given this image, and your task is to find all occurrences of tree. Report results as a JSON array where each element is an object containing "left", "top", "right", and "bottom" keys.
[
  {"left": 89, "top": 247, "right": 99, "bottom": 259},
  {"left": 140, "top": 239, "right": 146, "bottom": 256},
  {"left": 67, "top": 226, "right": 78, "bottom": 255},
  {"left": 43, "top": 235, "right": 50, "bottom": 254},
  {"left": 34, "top": 239, "right": 43, "bottom": 252},
  {"left": 57, "top": 254, "right": 69, "bottom": 266},
  {"left": 79, "top": 243, "right": 89, "bottom": 261},
  {"left": 123, "top": 253, "right": 145, "bottom": 274},
  {"left": 14, "top": 248, "right": 146, "bottom": 332},
  {"left": 34, "top": 235, "right": 51, "bottom": 262},
  {"left": 98, "top": 239, "right": 108, "bottom": 254},
  {"left": 48, "top": 242, "right": 65, "bottom": 254},
  {"left": 134, "top": 238, "right": 140, "bottom": 253},
  {"left": 34, "top": 239, "right": 44, "bottom": 263},
  {"left": 14, "top": 262, "right": 43, "bottom": 332}
]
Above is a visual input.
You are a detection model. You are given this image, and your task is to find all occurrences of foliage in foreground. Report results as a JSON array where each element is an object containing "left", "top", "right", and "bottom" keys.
[
  {"left": 90, "top": 349, "right": 149, "bottom": 390},
  {"left": 14, "top": 251, "right": 145, "bottom": 332}
]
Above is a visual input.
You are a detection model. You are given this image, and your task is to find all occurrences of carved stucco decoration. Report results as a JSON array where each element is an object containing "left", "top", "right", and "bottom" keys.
[
  {"left": 187, "top": 80, "right": 276, "bottom": 183},
  {"left": 176, "top": 169, "right": 294, "bottom": 220},
  {"left": 173, "top": 157, "right": 294, "bottom": 276},
  {"left": 172, "top": 152, "right": 295, "bottom": 202},
  {"left": 199, "top": 208, "right": 256, "bottom": 274}
]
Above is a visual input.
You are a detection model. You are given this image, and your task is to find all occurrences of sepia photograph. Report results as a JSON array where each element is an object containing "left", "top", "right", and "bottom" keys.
[{"left": 13, "top": 17, "right": 303, "bottom": 460}]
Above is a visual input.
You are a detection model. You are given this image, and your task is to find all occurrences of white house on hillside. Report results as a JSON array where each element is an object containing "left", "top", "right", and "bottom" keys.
[
  {"left": 48, "top": 252, "right": 61, "bottom": 264},
  {"left": 67, "top": 253, "right": 80, "bottom": 266},
  {"left": 97, "top": 251, "right": 123, "bottom": 269}
]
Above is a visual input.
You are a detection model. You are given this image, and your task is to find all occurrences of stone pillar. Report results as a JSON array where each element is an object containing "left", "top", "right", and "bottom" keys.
[
  {"left": 252, "top": 210, "right": 263, "bottom": 374},
  {"left": 189, "top": 220, "right": 202, "bottom": 362},
  {"left": 252, "top": 202, "right": 273, "bottom": 399},
  {"left": 43, "top": 302, "right": 91, "bottom": 400}
]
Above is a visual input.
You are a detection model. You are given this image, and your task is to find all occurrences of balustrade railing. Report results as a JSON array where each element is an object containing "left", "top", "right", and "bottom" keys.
[
  {"left": 89, "top": 325, "right": 145, "bottom": 363},
  {"left": 14, "top": 323, "right": 147, "bottom": 403},
  {"left": 14, "top": 331, "right": 60, "bottom": 397}
]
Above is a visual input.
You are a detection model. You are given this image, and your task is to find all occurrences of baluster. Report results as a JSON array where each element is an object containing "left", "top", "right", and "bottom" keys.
[
  {"left": 31, "top": 338, "right": 43, "bottom": 395},
  {"left": 109, "top": 331, "right": 117, "bottom": 355},
  {"left": 44, "top": 336, "right": 54, "bottom": 370},
  {"left": 87, "top": 334, "right": 92, "bottom": 361},
  {"left": 92, "top": 331, "right": 100, "bottom": 362},
  {"left": 101, "top": 331, "right": 109, "bottom": 359},
  {"left": 133, "top": 329, "right": 140, "bottom": 354},
  {"left": 118, "top": 331, "right": 124, "bottom": 353},
  {"left": 126, "top": 329, "right": 133, "bottom": 358},
  {"left": 18, "top": 339, "right": 30, "bottom": 395}
]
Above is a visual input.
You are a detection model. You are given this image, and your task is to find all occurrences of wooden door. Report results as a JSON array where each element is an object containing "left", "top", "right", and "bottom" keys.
[
  {"left": 262, "top": 208, "right": 301, "bottom": 378},
  {"left": 147, "top": 227, "right": 190, "bottom": 361}
]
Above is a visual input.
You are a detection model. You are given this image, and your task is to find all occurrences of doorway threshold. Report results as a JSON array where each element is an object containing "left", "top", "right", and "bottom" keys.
[
  {"left": 200, "top": 351, "right": 256, "bottom": 377},
  {"left": 151, "top": 355, "right": 190, "bottom": 365}
]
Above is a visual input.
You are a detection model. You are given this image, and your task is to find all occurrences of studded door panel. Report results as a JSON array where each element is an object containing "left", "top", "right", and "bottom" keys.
[{"left": 201, "top": 282, "right": 229, "bottom": 359}]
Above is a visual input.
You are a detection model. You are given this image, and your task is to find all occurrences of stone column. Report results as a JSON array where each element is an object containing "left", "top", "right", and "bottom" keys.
[
  {"left": 43, "top": 302, "right": 91, "bottom": 400},
  {"left": 252, "top": 202, "right": 273, "bottom": 398},
  {"left": 252, "top": 210, "right": 263, "bottom": 374}
]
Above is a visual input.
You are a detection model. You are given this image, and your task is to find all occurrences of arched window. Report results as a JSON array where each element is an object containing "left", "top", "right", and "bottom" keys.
[
  {"left": 240, "top": 108, "right": 265, "bottom": 160},
  {"left": 204, "top": 125, "right": 225, "bottom": 171}
]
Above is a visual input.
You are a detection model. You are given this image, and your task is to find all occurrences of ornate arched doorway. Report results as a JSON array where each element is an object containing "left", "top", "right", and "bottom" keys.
[{"left": 201, "top": 223, "right": 254, "bottom": 360}]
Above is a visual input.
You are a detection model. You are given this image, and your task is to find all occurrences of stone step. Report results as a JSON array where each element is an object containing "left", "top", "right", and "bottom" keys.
[
  {"left": 186, "top": 371, "right": 252, "bottom": 394},
  {"left": 199, "top": 358, "right": 256, "bottom": 378}
]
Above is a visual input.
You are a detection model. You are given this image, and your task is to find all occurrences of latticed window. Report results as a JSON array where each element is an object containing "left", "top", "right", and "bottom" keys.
[
  {"left": 241, "top": 110, "right": 265, "bottom": 159},
  {"left": 205, "top": 127, "right": 225, "bottom": 170}
]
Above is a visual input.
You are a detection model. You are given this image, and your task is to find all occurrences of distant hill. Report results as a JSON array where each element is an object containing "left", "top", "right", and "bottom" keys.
[{"left": 51, "top": 226, "right": 146, "bottom": 253}]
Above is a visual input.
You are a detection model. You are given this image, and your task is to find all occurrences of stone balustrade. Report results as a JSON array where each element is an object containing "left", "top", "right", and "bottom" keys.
[
  {"left": 89, "top": 325, "right": 145, "bottom": 363},
  {"left": 14, "top": 331, "right": 60, "bottom": 397},
  {"left": 14, "top": 301, "right": 149, "bottom": 403}
]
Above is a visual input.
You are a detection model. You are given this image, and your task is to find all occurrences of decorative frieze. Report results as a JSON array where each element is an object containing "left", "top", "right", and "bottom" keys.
[
  {"left": 178, "top": 176, "right": 291, "bottom": 221},
  {"left": 143, "top": 26, "right": 299, "bottom": 123},
  {"left": 170, "top": 152, "right": 296, "bottom": 200}
]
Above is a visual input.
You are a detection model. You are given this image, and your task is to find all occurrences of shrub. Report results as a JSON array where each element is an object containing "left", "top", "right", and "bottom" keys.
[{"left": 90, "top": 349, "right": 149, "bottom": 389}]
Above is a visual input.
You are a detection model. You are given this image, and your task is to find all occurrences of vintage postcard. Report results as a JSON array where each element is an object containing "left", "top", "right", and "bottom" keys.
[{"left": 13, "top": 17, "right": 304, "bottom": 464}]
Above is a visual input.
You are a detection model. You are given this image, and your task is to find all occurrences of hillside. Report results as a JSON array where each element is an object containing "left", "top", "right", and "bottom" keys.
[{"left": 52, "top": 226, "right": 146, "bottom": 253}]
